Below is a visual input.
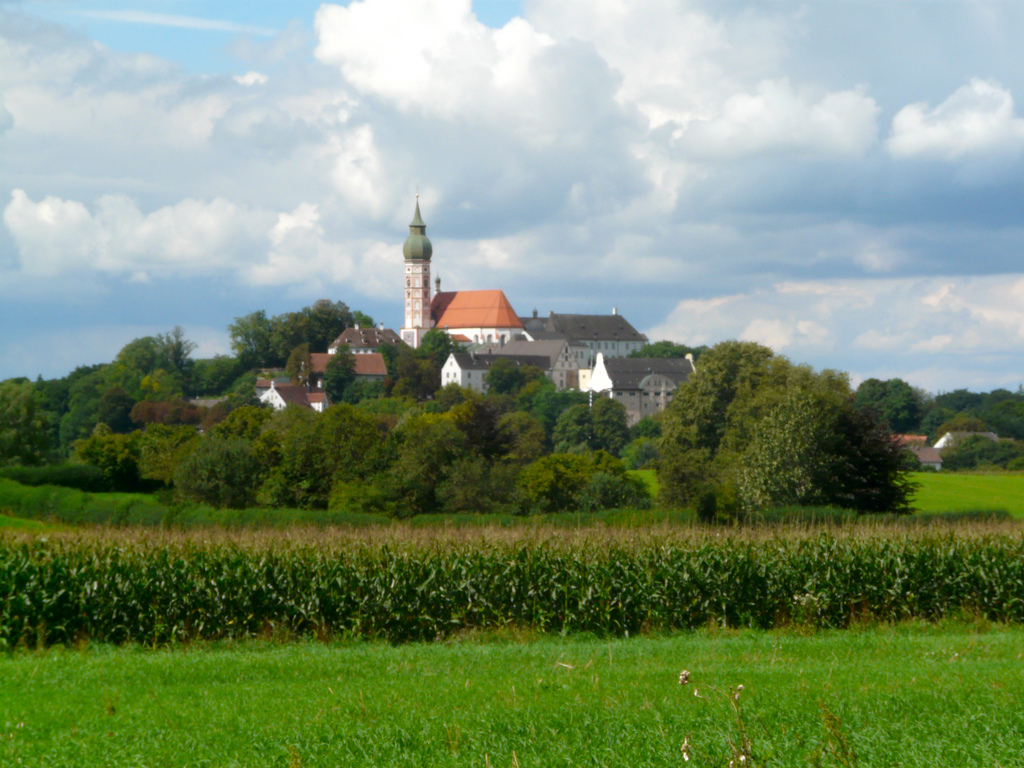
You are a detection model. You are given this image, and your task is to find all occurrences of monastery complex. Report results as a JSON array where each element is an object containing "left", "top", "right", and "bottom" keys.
[
  {"left": 263, "top": 200, "right": 695, "bottom": 426},
  {"left": 400, "top": 199, "right": 694, "bottom": 425}
]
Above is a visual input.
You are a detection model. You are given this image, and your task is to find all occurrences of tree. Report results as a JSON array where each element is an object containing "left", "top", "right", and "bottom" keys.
[
  {"left": 934, "top": 415, "right": 990, "bottom": 439},
  {"left": 75, "top": 425, "right": 142, "bottom": 491},
  {"left": 285, "top": 344, "right": 312, "bottom": 387},
  {"left": 517, "top": 451, "right": 650, "bottom": 513},
  {"left": 941, "top": 435, "right": 1024, "bottom": 470},
  {"left": 137, "top": 424, "right": 200, "bottom": 485},
  {"left": 209, "top": 405, "right": 272, "bottom": 440},
  {"left": 352, "top": 310, "right": 375, "bottom": 327},
  {"left": 517, "top": 378, "right": 588, "bottom": 441},
  {"left": 590, "top": 398, "right": 630, "bottom": 456},
  {"left": 174, "top": 436, "right": 261, "bottom": 508},
  {"left": 390, "top": 346, "right": 441, "bottom": 400},
  {"left": 485, "top": 359, "right": 543, "bottom": 395},
  {"left": 659, "top": 340, "right": 911, "bottom": 514},
  {"left": 255, "top": 403, "right": 384, "bottom": 509},
  {"left": 323, "top": 346, "right": 357, "bottom": 403},
  {"left": 551, "top": 399, "right": 631, "bottom": 456},
  {"left": 630, "top": 340, "right": 707, "bottom": 361},
  {"left": 191, "top": 355, "right": 244, "bottom": 396},
  {"left": 621, "top": 437, "right": 659, "bottom": 469},
  {"left": 934, "top": 389, "right": 984, "bottom": 414},
  {"left": 229, "top": 310, "right": 275, "bottom": 368},
  {"left": 0, "top": 381, "right": 50, "bottom": 466},
  {"left": 497, "top": 411, "right": 546, "bottom": 464},
  {"left": 630, "top": 417, "right": 662, "bottom": 441},
  {"left": 381, "top": 413, "right": 469, "bottom": 516},
  {"left": 155, "top": 326, "right": 197, "bottom": 390},
  {"left": 418, "top": 328, "right": 460, "bottom": 368},
  {"left": 854, "top": 378, "right": 923, "bottom": 434},
  {"left": 58, "top": 367, "right": 109, "bottom": 451},
  {"left": 980, "top": 399, "right": 1024, "bottom": 440},
  {"left": 271, "top": 300, "right": 353, "bottom": 362},
  {"left": 552, "top": 404, "right": 591, "bottom": 453},
  {"left": 96, "top": 386, "right": 136, "bottom": 433}
]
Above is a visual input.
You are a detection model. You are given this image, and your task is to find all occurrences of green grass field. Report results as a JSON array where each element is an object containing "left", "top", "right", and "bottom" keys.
[
  {"left": 0, "top": 512, "right": 61, "bottom": 533},
  {"left": 911, "top": 471, "right": 1024, "bottom": 517},
  {"left": 2, "top": 625, "right": 1022, "bottom": 767}
]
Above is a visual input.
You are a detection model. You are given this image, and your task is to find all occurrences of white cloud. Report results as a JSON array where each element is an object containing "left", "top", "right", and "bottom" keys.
[
  {"left": 314, "top": 0, "right": 553, "bottom": 120},
  {"left": 76, "top": 11, "right": 277, "bottom": 36},
  {"left": 647, "top": 275, "right": 1024, "bottom": 390},
  {"left": 0, "top": 102, "right": 12, "bottom": 135},
  {"left": 234, "top": 71, "right": 268, "bottom": 86},
  {"left": 3, "top": 189, "right": 273, "bottom": 279},
  {"left": 888, "top": 79, "right": 1024, "bottom": 161},
  {"left": 682, "top": 80, "right": 879, "bottom": 159}
]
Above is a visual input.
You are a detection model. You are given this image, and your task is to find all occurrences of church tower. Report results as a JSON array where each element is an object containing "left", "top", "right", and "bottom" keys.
[{"left": 400, "top": 197, "right": 433, "bottom": 348}]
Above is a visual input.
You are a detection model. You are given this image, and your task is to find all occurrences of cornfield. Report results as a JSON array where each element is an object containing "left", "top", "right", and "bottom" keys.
[{"left": 2, "top": 524, "right": 1023, "bottom": 647}]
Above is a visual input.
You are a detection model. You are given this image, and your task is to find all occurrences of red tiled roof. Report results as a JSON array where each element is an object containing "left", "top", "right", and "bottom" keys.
[
  {"left": 307, "top": 392, "right": 327, "bottom": 404},
  {"left": 432, "top": 290, "right": 523, "bottom": 330},
  {"left": 894, "top": 434, "right": 928, "bottom": 446},
  {"left": 273, "top": 384, "right": 317, "bottom": 408},
  {"left": 353, "top": 353, "right": 387, "bottom": 377},
  {"left": 309, "top": 353, "right": 332, "bottom": 374}
]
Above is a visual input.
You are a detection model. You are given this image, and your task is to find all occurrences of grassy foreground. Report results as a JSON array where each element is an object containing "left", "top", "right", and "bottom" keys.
[
  {"left": 1, "top": 625, "right": 1022, "bottom": 767},
  {"left": 911, "top": 471, "right": 1024, "bottom": 517}
]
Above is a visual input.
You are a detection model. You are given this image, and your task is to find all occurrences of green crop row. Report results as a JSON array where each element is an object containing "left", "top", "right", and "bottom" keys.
[{"left": 2, "top": 531, "right": 1023, "bottom": 647}]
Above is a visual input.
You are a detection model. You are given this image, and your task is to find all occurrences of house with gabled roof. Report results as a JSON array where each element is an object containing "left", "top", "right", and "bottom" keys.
[
  {"left": 520, "top": 309, "right": 648, "bottom": 367},
  {"left": 329, "top": 325, "right": 404, "bottom": 354},
  {"left": 585, "top": 354, "right": 696, "bottom": 425},
  {"left": 442, "top": 351, "right": 552, "bottom": 394},
  {"left": 473, "top": 338, "right": 580, "bottom": 389},
  {"left": 258, "top": 381, "right": 330, "bottom": 412}
]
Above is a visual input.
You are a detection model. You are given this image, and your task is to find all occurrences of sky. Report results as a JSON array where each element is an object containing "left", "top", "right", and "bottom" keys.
[{"left": 2, "top": 0, "right": 1023, "bottom": 394}]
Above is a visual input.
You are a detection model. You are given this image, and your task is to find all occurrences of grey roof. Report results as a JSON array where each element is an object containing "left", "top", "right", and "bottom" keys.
[
  {"left": 910, "top": 445, "right": 943, "bottom": 465},
  {"left": 449, "top": 352, "right": 552, "bottom": 372},
  {"left": 330, "top": 326, "right": 404, "bottom": 351},
  {"left": 522, "top": 329, "right": 572, "bottom": 343},
  {"left": 546, "top": 312, "right": 647, "bottom": 343},
  {"left": 602, "top": 357, "right": 695, "bottom": 389},
  {"left": 476, "top": 339, "right": 575, "bottom": 368}
]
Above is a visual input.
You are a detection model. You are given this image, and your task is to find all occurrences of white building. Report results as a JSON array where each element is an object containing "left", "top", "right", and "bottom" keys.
[{"left": 586, "top": 353, "right": 696, "bottom": 425}]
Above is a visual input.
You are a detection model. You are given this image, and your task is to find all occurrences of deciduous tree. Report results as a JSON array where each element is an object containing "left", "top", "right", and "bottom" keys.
[{"left": 0, "top": 381, "right": 50, "bottom": 466}]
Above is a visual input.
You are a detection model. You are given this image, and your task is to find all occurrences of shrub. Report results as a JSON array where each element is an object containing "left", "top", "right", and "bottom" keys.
[{"left": 0, "top": 463, "right": 110, "bottom": 492}]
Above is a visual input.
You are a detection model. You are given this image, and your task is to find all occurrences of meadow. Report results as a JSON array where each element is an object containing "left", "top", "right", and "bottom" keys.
[
  {"left": 3, "top": 475, "right": 1024, "bottom": 766},
  {"left": 911, "top": 471, "right": 1024, "bottom": 517},
  {"left": 2, "top": 624, "right": 1022, "bottom": 767}
]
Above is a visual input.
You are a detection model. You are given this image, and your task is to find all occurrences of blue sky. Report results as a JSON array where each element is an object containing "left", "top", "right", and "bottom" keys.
[{"left": 1, "top": 0, "right": 1023, "bottom": 393}]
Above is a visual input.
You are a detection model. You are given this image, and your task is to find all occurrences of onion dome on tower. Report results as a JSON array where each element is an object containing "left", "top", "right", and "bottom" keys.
[{"left": 403, "top": 199, "right": 433, "bottom": 261}]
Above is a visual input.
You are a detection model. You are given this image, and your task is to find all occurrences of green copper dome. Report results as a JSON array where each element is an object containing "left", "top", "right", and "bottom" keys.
[{"left": 403, "top": 200, "right": 433, "bottom": 261}]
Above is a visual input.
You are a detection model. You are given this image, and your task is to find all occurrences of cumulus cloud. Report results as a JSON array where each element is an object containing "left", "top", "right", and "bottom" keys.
[
  {"left": 3, "top": 189, "right": 274, "bottom": 279},
  {"left": 681, "top": 80, "right": 879, "bottom": 159},
  {"left": 314, "top": 0, "right": 554, "bottom": 120},
  {"left": 234, "top": 71, "right": 268, "bottom": 86},
  {"left": 5, "top": 1, "right": 1024, "bottom": 389},
  {"left": 0, "top": 102, "right": 12, "bottom": 135},
  {"left": 647, "top": 275, "right": 1024, "bottom": 390},
  {"left": 888, "top": 79, "right": 1024, "bottom": 161}
]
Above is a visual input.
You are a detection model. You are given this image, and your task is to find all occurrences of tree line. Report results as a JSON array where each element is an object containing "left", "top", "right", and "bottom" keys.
[{"left": 4, "top": 298, "right": 1018, "bottom": 517}]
